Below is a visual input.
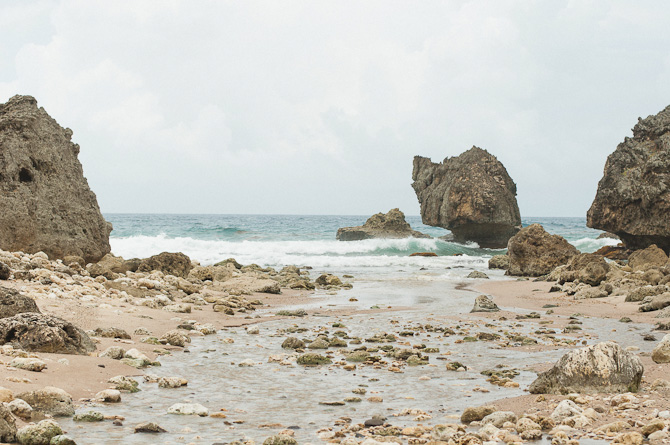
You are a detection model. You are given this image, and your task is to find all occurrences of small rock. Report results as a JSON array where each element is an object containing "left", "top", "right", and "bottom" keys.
[
  {"left": 167, "top": 403, "right": 208, "bottom": 416},
  {"left": 16, "top": 419, "right": 63, "bottom": 445},
  {"left": 134, "top": 422, "right": 167, "bottom": 433},
  {"left": 73, "top": 411, "right": 104, "bottom": 422},
  {"left": 10, "top": 357, "right": 47, "bottom": 372},
  {"left": 95, "top": 389, "right": 121, "bottom": 403}
]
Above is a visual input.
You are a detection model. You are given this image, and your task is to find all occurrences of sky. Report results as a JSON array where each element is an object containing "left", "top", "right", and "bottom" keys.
[{"left": 1, "top": 1, "right": 669, "bottom": 217}]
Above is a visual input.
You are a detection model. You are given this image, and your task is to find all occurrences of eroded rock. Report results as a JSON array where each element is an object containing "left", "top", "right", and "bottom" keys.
[
  {"left": 0, "top": 313, "right": 95, "bottom": 355},
  {"left": 412, "top": 147, "right": 521, "bottom": 248},
  {"left": 0, "top": 286, "right": 40, "bottom": 319},
  {"left": 336, "top": 208, "right": 429, "bottom": 241},
  {"left": 506, "top": 224, "right": 579, "bottom": 277}
]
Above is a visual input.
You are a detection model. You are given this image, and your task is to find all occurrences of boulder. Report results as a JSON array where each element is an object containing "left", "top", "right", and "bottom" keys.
[
  {"left": 217, "top": 276, "right": 280, "bottom": 295},
  {"left": 628, "top": 245, "right": 669, "bottom": 271},
  {"left": 411, "top": 147, "right": 521, "bottom": 248},
  {"left": 0, "top": 286, "right": 40, "bottom": 318},
  {"left": 0, "top": 403, "right": 16, "bottom": 443},
  {"left": 87, "top": 253, "right": 139, "bottom": 279},
  {"left": 0, "top": 262, "right": 10, "bottom": 280},
  {"left": 461, "top": 405, "right": 497, "bottom": 424},
  {"left": 639, "top": 293, "right": 670, "bottom": 312},
  {"left": 0, "top": 95, "right": 111, "bottom": 263},
  {"left": 587, "top": 104, "right": 670, "bottom": 252},
  {"left": 557, "top": 253, "right": 610, "bottom": 286},
  {"left": 16, "top": 419, "right": 63, "bottom": 445},
  {"left": 137, "top": 252, "right": 192, "bottom": 278},
  {"left": 506, "top": 224, "right": 579, "bottom": 277},
  {"left": 336, "top": 208, "right": 430, "bottom": 241},
  {"left": 470, "top": 295, "right": 500, "bottom": 313},
  {"left": 17, "top": 387, "right": 74, "bottom": 417},
  {"left": 529, "top": 341, "right": 643, "bottom": 394},
  {"left": 0, "top": 313, "right": 96, "bottom": 355},
  {"left": 651, "top": 334, "right": 670, "bottom": 364},
  {"left": 488, "top": 255, "right": 509, "bottom": 270},
  {"left": 134, "top": 422, "right": 167, "bottom": 433}
]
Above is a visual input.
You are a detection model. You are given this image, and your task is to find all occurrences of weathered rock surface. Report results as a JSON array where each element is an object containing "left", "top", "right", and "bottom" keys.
[
  {"left": 137, "top": 252, "right": 192, "bottom": 278},
  {"left": 529, "top": 341, "right": 643, "bottom": 394},
  {"left": 587, "top": 105, "right": 670, "bottom": 252},
  {"left": 470, "top": 295, "right": 500, "bottom": 313},
  {"left": 628, "top": 245, "right": 668, "bottom": 271},
  {"left": 506, "top": 224, "right": 579, "bottom": 276},
  {"left": 0, "top": 95, "right": 111, "bottom": 263},
  {"left": 0, "top": 313, "right": 95, "bottom": 354},
  {"left": 461, "top": 405, "right": 497, "bottom": 424},
  {"left": 336, "top": 208, "right": 429, "bottom": 241},
  {"left": 0, "top": 403, "right": 16, "bottom": 443},
  {"left": 16, "top": 387, "right": 75, "bottom": 417},
  {"left": 217, "top": 276, "right": 280, "bottom": 295},
  {"left": 412, "top": 147, "right": 521, "bottom": 248},
  {"left": 488, "top": 255, "right": 509, "bottom": 270},
  {"left": 16, "top": 419, "right": 63, "bottom": 444},
  {"left": 554, "top": 253, "right": 610, "bottom": 286},
  {"left": 652, "top": 334, "right": 670, "bottom": 364},
  {"left": 87, "top": 254, "right": 139, "bottom": 279},
  {"left": 0, "top": 286, "right": 40, "bottom": 318}
]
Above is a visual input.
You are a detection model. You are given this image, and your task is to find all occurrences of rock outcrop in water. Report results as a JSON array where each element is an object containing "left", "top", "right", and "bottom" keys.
[
  {"left": 411, "top": 147, "right": 521, "bottom": 248},
  {"left": 587, "top": 105, "right": 670, "bottom": 253},
  {"left": 0, "top": 95, "right": 111, "bottom": 263},
  {"left": 336, "top": 208, "right": 430, "bottom": 241}
]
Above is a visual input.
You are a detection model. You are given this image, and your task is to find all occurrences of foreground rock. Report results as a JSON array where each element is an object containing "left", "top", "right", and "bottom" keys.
[
  {"left": 506, "top": 224, "right": 579, "bottom": 276},
  {"left": 412, "top": 147, "right": 521, "bottom": 248},
  {"left": 529, "top": 342, "right": 643, "bottom": 394},
  {"left": 652, "top": 334, "right": 670, "bottom": 363},
  {"left": 16, "top": 387, "right": 75, "bottom": 417},
  {"left": 587, "top": 104, "right": 670, "bottom": 252},
  {"left": 0, "top": 313, "right": 95, "bottom": 354},
  {"left": 0, "top": 286, "right": 40, "bottom": 318},
  {"left": 0, "top": 404, "right": 16, "bottom": 443},
  {"left": 336, "top": 208, "right": 429, "bottom": 241},
  {"left": 137, "top": 252, "right": 192, "bottom": 278},
  {"left": 16, "top": 419, "right": 63, "bottom": 444},
  {"left": 0, "top": 95, "right": 111, "bottom": 263},
  {"left": 470, "top": 295, "right": 500, "bottom": 313}
]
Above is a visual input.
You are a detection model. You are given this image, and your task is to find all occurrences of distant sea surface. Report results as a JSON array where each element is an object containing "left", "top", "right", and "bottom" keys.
[{"left": 105, "top": 214, "right": 618, "bottom": 274}]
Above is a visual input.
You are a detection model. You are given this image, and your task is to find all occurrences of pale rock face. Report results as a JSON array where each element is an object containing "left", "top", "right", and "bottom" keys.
[
  {"left": 651, "top": 334, "right": 670, "bottom": 364},
  {"left": 412, "top": 147, "right": 521, "bottom": 248},
  {"left": 167, "top": 403, "right": 209, "bottom": 416},
  {"left": 529, "top": 342, "right": 644, "bottom": 394},
  {"left": 588, "top": 104, "right": 670, "bottom": 252},
  {"left": 0, "top": 95, "right": 111, "bottom": 263},
  {"left": 16, "top": 386, "right": 75, "bottom": 417}
]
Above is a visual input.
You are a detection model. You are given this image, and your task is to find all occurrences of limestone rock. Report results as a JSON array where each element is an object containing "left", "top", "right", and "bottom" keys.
[
  {"left": 16, "top": 419, "right": 63, "bottom": 445},
  {"left": 639, "top": 293, "right": 670, "bottom": 312},
  {"left": 470, "top": 295, "right": 500, "bottom": 313},
  {"left": 628, "top": 245, "right": 668, "bottom": 271},
  {"left": 336, "top": 208, "right": 429, "bottom": 241},
  {"left": 134, "top": 422, "right": 166, "bottom": 433},
  {"left": 0, "top": 313, "right": 95, "bottom": 354},
  {"left": 0, "top": 95, "right": 111, "bottom": 263},
  {"left": 461, "top": 405, "right": 497, "bottom": 424},
  {"left": 529, "top": 341, "right": 643, "bottom": 394},
  {"left": 556, "top": 253, "right": 610, "bottom": 286},
  {"left": 0, "top": 262, "right": 10, "bottom": 280},
  {"left": 17, "top": 386, "right": 74, "bottom": 417},
  {"left": 137, "top": 252, "right": 192, "bottom": 278},
  {"left": 488, "top": 255, "right": 509, "bottom": 270},
  {"left": 87, "top": 254, "right": 139, "bottom": 279},
  {"left": 412, "top": 147, "right": 521, "bottom": 248},
  {"left": 481, "top": 411, "right": 517, "bottom": 428},
  {"left": 217, "top": 276, "right": 280, "bottom": 295},
  {"left": 506, "top": 224, "right": 579, "bottom": 277},
  {"left": 652, "top": 334, "right": 670, "bottom": 364},
  {"left": 167, "top": 403, "right": 208, "bottom": 416},
  {"left": 587, "top": 105, "right": 670, "bottom": 252},
  {"left": 10, "top": 357, "right": 46, "bottom": 372},
  {"left": 0, "top": 286, "right": 40, "bottom": 318},
  {"left": 0, "top": 403, "right": 16, "bottom": 443}
]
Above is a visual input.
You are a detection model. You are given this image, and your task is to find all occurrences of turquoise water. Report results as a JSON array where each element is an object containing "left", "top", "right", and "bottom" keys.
[{"left": 105, "top": 214, "right": 616, "bottom": 268}]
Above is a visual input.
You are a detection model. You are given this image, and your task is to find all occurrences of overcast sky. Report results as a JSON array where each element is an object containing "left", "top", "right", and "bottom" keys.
[{"left": 2, "top": 1, "right": 669, "bottom": 217}]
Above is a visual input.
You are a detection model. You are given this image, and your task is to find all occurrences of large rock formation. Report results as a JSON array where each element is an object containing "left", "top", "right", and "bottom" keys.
[
  {"left": 529, "top": 342, "right": 644, "bottom": 394},
  {"left": 506, "top": 224, "right": 579, "bottom": 276},
  {"left": 336, "top": 208, "right": 430, "bottom": 241},
  {"left": 0, "top": 313, "right": 96, "bottom": 355},
  {"left": 587, "top": 105, "right": 670, "bottom": 253},
  {"left": 0, "top": 95, "right": 111, "bottom": 263},
  {"left": 412, "top": 147, "right": 521, "bottom": 248}
]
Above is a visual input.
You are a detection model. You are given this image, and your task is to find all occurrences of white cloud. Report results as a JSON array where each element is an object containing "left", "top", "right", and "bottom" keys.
[{"left": 1, "top": 1, "right": 669, "bottom": 216}]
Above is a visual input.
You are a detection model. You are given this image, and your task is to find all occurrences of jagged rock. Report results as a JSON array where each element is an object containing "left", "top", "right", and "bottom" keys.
[
  {"left": 470, "top": 295, "right": 500, "bottom": 313},
  {"left": 506, "top": 224, "right": 579, "bottom": 276},
  {"left": 189, "top": 263, "right": 236, "bottom": 282},
  {"left": 0, "top": 313, "right": 95, "bottom": 354},
  {"left": 652, "top": 334, "right": 670, "bottom": 363},
  {"left": 594, "top": 245, "right": 631, "bottom": 261},
  {"left": 488, "top": 255, "right": 509, "bottom": 270},
  {"left": 218, "top": 276, "right": 280, "bottom": 295},
  {"left": 0, "top": 95, "right": 111, "bottom": 263},
  {"left": 625, "top": 285, "right": 668, "bottom": 303},
  {"left": 529, "top": 341, "right": 643, "bottom": 394},
  {"left": 336, "top": 208, "right": 429, "bottom": 241},
  {"left": 555, "top": 253, "right": 610, "bottom": 286},
  {"left": 17, "top": 387, "right": 74, "bottom": 417},
  {"left": 315, "top": 274, "right": 343, "bottom": 287},
  {"left": 639, "top": 293, "right": 670, "bottom": 312},
  {"left": 461, "top": 405, "right": 497, "bottom": 424},
  {"left": 0, "top": 286, "right": 40, "bottom": 318},
  {"left": 628, "top": 245, "right": 669, "bottom": 271},
  {"left": 412, "top": 147, "right": 521, "bottom": 248},
  {"left": 0, "top": 403, "right": 16, "bottom": 443},
  {"left": 587, "top": 105, "right": 670, "bottom": 252},
  {"left": 87, "top": 254, "right": 139, "bottom": 279},
  {"left": 137, "top": 252, "right": 192, "bottom": 278}
]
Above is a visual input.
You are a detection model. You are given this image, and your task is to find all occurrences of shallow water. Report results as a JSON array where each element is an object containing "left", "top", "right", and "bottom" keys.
[{"left": 57, "top": 265, "right": 657, "bottom": 444}]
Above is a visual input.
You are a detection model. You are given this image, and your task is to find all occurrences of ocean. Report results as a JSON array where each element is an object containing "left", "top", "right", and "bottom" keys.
[{"left": 107, "top": 214, "right": 617, "bottom": 270}]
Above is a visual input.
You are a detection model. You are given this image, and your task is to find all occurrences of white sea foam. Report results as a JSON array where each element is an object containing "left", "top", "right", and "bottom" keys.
[
  {"left": 571, "top": 236, "right": 620, "bottom": 253},
  {"left": 110, "top": 234, "right": 486, "bottom": 270}
]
